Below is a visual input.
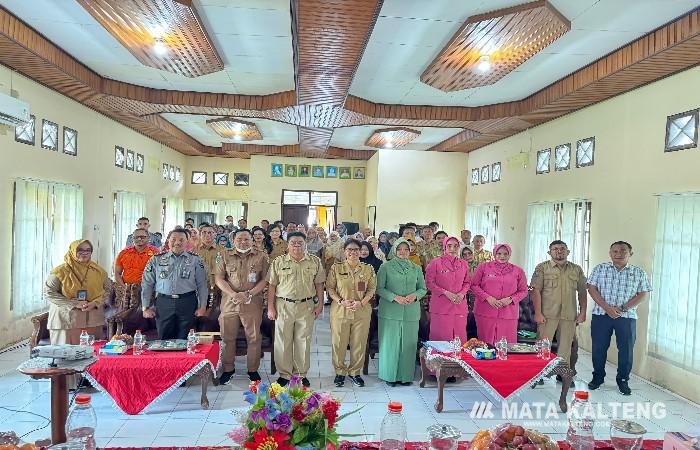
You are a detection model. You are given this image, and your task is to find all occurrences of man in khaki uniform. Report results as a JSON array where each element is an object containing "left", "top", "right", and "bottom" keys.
[
  {"left": 416, "top": 226, "right": 442, "bottom": 269},
  {"left": 531, "top": 240, "right": 587, "bottom": 366},
  {"left": 326, "top": 238, "right": 377, "bottom": 388},
  {"left": 267, "top": 232, "right": 325, "bottom": 387},
  {"left": 193, "top": 224, "right": 223, "bottom": 310},
  {"left": 472, "top": 235, "right": 493, "bottom": 264},
  {"left": 215, "top": 229, "right": 269, "bottom": 383}
]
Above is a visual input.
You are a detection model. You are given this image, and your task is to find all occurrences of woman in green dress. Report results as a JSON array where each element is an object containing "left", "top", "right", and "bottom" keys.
[{"left": 377, "top": 237, "right": 428, "bottom": 386}]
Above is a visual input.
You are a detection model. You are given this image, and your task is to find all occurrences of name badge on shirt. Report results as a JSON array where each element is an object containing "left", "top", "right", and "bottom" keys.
[
  {"left": 180, "top": 269, "right": 191, "bottom": 279},
  {"left": 159, "top": 270, "right": 169, "bottom": 279},
  {"left": 358, "top": 281, "right": 366, "bottom": 292},
  {"left": 248, "top": 272, "right": 257, "bottom": 283}
]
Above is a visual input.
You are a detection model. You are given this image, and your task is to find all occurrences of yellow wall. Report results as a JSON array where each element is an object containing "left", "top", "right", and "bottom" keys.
[
  {"left": 365, "top": 153, "right": 379, "bottom": 233},
  {"left": 373, "top": 150, "right": 469, "bottom": 235},
  {"left": 248, "top": 155, "right": 367, "bottom": 226},
  {"left": 0, "top": 67, "right": 185, "bottom": 347},
  {"left": 184, "top": 156, "right": 250, "bottom": 209},
  {"left": 465, "top": 65, "right": 700, "bottom": 403}
]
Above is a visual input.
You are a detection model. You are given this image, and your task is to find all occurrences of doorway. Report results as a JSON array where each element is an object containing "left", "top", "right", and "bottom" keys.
[
  {"left": 281, "top": 190, "right": 338, "bottom": 232},
  {"left": 282, "top": 205, "right": 309, "bottom": 227}
]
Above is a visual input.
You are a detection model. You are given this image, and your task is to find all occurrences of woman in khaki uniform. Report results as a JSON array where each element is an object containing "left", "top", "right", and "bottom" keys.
[
  {"left": 326, "top": 238, "right": 376, "bottom": 388},
  {"left": 266, "top": 225, "right": 287, "bottom": 262}
]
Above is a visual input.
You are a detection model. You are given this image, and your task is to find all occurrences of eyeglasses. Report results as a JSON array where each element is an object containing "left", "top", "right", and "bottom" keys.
[
  {"left": 133, "top": 235, "right": 149, "bottom": 240},
  {"left": 76, "top": 248, "right": 93, "bottom": 254},
  {"left": 288, "top": 240, "right": 305, "bottom": 246}
]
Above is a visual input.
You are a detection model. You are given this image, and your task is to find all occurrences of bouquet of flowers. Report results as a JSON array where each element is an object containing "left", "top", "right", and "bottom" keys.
[{"left": 228, "top": 376, "right": 361, "bottom": 450}]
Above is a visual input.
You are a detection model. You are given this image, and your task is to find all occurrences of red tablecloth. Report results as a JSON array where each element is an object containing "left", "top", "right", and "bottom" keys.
[
  {"left": 85, "top": 341, "right": 220, "bottom": 415},
  {"left": 426, "top": 349, "right": 562, "bottom": 400}
]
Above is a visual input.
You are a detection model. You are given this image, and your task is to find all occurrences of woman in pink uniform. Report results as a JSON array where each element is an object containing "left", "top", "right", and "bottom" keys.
[
  {"left": 471, "top": 243, "right": 528, "bottom": 345},
  {"left": 425, "top": 236, "right": 471, "bottom": 341}
]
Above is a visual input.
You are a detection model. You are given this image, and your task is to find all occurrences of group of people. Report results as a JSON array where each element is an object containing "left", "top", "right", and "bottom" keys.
[{"left": 43, "top": 217, "right": 651, "bottom": 395}]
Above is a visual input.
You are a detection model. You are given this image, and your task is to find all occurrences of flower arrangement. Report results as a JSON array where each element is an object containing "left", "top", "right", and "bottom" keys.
[{"left": 228, "top": 376, "right": 361, "bottom": 450}]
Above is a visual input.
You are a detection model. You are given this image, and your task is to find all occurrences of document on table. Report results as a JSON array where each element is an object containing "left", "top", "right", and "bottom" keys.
[{"left": 424, "top": 341, "right": 453, "bottom": 353}]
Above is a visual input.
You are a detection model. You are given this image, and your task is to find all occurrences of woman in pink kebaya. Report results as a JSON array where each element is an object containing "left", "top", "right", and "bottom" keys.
[
  {"left": 470, "top": 243, "right": 528, "bottom": 345},
  {"left": 425, "top": 236, "right": 471, "bottom": 341}
]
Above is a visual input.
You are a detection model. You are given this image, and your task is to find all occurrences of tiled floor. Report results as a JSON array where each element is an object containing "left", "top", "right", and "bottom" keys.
[{"left": 1, "top": 314, "right": 698, "bottom": 447}]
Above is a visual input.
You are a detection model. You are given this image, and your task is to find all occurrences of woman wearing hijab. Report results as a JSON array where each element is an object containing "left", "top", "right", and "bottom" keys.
[
  {"left": 44, "top": 239, "right": 111, "bottom": 345},
  {"left": 216, "top": 233, "right": 232, "bottom": 248},
  {"left": 461, "top": 246, "right": 479, "bottom": 274},
  {"left": 359, "top": 241, "right": 383, "bottom": 274},
  {"left": 377, "top": 238, "right": 427, "bottom": 386},
  {"left": 471, "top": 244, "right": 528, "bottom": 345},
  {"left": 367, "top": 236, "right": 386, "bottom": 261},
  {"left": 266, "top": 224, "right": 287, "bottom": 261},
  {"left": 186, "top": 227, "right": 200, "bottom": 252},
  {"left": 378, "top": 232, "right": 391, "bottom": 256},
  {"left": 323, "top": 231, "right": 345, "bottom": 274},
  {"left": 425, "top": 236, "right": 471, "bottom": 342},
  {"left": 306, "top": 227, "right": 325, "bottom": 256}
]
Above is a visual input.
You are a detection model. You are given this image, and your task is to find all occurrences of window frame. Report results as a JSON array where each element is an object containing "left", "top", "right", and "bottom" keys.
[
  {"left": 536, "top": 148, "right": 551, "bottom": 174},
  {"left": 471, "top": 168, "right": 480, "bottom": 186},
  {"left": 15, "top": 115, "right": 35, "bottom": 146},
  {"left": 554, "top": 143, "right": 571, "bottom": 171},
  {"left": 213, "top": 172, "right": 229, "bottom": 185},
  {"left": 41, "top": 119, "right": 59, "bottom": 151},
  {"left": 576, "top": 137, "right": 596, "bottom": 168},
  {"left": 491, "top": 162, "right": 501, "bottom": 182},
  {"left": 665, "top": 109, "right": 699, "bottom": 152},
  {"left": 63, "top": 127, "right": 78, "bottom": 156},
  {"left": 191, "top": 171, "right": 207, "bottom": 185}
]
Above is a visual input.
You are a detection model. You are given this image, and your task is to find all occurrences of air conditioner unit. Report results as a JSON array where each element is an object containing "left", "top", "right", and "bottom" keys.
[{"left": 0, "top": 92, "right": 30, "bottom": 126}]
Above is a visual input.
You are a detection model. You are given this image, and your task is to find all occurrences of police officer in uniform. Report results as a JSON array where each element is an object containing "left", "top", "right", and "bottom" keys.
[
  {"left": 193, "top": 224, "right": 223, "bottom": 313},
  {"left": 326, "top": 238, "right": 376, "bottom": 388},
  {"left": 267, "top": 231, "right": 325, "bottom": 387},
  {"left": 142, "top": 228, "right": 208, "bottom": 340},
  {"left": 215, "top": 229, "right": 269, "bottom": 384}
]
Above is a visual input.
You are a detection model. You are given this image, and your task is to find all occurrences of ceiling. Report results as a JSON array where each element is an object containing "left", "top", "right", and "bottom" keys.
[{"left": 0, "top": 0, "right": 699, "bottom": 159}]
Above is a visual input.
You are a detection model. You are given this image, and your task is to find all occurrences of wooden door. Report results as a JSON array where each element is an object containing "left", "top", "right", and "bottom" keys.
[{"left": 282, "top": 205, "right": 309, "bottom": 226}]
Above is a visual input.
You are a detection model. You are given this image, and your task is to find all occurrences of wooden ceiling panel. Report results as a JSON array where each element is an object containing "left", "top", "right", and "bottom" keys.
[
  {"left": 76, "top": 0, "right": 223, "bottom": 78},
  {"left": 421, "top": 1, "right": 570, "bottom": 91},
  {"left": 365, "top": 127, "right": 421, "bottom": 149},
  {"left": 206, "top": 118, "right": 262, "bottom": 141}
]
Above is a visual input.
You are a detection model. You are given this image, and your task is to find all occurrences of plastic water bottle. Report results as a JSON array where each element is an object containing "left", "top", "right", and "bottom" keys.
[
  {"left": 133, "top": 330, "right": 144, "bottom": 355},
  {"left": 496, "top": 337, "right": 508, "bottom": 360},
  {"left": 566, "top": 391, "right": 595, "bottom": 450},
  {"left": 379, "top": 401, "right": 406, "bottom": 450},
  {"left": 541, "top": 336, "right": 551, "bottom": 360},
  {"left": 79, "top": 330, "right": 89, "bottom": 346},
  {"left": 66, "top": 394, "right": 96, "bottom": 450},
  {"left": 186, "top": 329, "right": 197, "bottom": 355}
]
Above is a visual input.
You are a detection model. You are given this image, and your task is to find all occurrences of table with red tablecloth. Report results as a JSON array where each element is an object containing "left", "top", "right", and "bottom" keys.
[
  {"left": 419, "top": 347, "right": 574, "bottom": 413},
  {"left": 84, "top": 341, "right": 220, "bottom": 415}
]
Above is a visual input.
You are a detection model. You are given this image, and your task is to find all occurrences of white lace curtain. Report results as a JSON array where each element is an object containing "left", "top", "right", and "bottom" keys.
[
  {"left": 113, "top": 191, "right": 145, "bottom": 263},
  {"left": 189, "top": 199, "right": 243, "bottom": 225},
  {"left": 525, "top": 203, "right": 557, "bottom": 278},
  {"left": 649, "top": 194, "right": 700, "bottom": 372},
  {"left": 12, "top": 179, "right": 83, "bottom": 317},
  {"left": 164, "top": 197, "right": 184, "bottom": 234},
  {"left": 465, "top": 204, "right": 499, "bottom": 250}
]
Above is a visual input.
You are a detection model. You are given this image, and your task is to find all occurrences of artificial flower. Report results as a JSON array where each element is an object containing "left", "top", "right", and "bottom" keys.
[
  {"left": 244, "top": 429, "right": 295, "bottom": 450},
  {"left": 244, "top": 390, "right": 258, "bottom": 405},
  {"left": 269, "top": 382, "right": 285, "bottom": 399},
  {"left": 291, "top": 403, "right": 306, "bottom": 422},
  {"left": 304, "top": 392, "right": 321, "bottom": 414},
  {"left": 226, "top": 426, "right": 249, "bottom": 445},
  {"left": 249, "top": 380, "right": 261, "bottom": 394},
  {"left": 267, "top": 412, "right": 292, "bottom": 432},
  {"left": 322, "top": 399, "right": 340, "bottom": 428}
]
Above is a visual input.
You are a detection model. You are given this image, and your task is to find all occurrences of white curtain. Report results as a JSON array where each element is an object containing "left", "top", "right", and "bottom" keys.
[
  {"left": 525, "top": 203, "right": 556, "bottom": 278},
  {"left": 164, "top": 197, "right": 184, "bottom": 234},
  {"left": 465, "top": 204, "right": 499, "bottom": 249},
  {"left": 12, "top": 179, "right": 83, "bottom": 318},
  {"left": 649, "top": 194, "right": 700, "bottom": 372},
  {"left": 113, "top": 191, "right": 145, "bottom": 263},
  {"left": 189, "top": 199, "right": 217, "bottom": 214},
  {"left": 189, "top": 199, "right": 243, "bottom": 225}
]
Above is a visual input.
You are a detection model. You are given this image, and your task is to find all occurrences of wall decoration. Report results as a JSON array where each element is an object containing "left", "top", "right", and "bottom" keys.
[
  {"left": 169, "top": 165, "right": 176, "bottom": 181},
  {"left": 41, "top": 119, "right": 58, "bottom": 151},
  {"left": 299, "top": 165, "right": 311, "bottom": 177},
  {"left": 312, "top": 166, "right": 324, "bottom": 178},
  {"left": 175, "top": 167, "right": 181, "bottom": 182},
  {"left": 353, "top": 167, "right": 365, "bottom": 179},
  {"left": 536, "top": 148, "right": 551, "bottom": 174},
  {"left": 15, "top": 115, "right": 35, "bottom": 146},
  {"left": 325, "top": 166, "right": 337, "bottom": 178},
  {"left": 63, "top": 127, "right": 77, "bottom": 156},
  {"left": 285, "top": 164, "right": 297, "bottom": 177},
  {"left": 481, "top": 165, "right": 489, "bottom": 183},
  {"left": 126, "top": 149, "right": 135, "bottom": 170},
  {"left": 213, "top": 172, "right": 229, "bottom": 185},
  {"left": 665, "top": 109, "right": 698, "bottom": 152},
  {"left": 471, "top": 168, "right": 480, "bottom": 186},
  {"left": 234, "top": 173, "right": 250, "bottom": 186},
  {"left": 554, "top": 144, "right": 571, "bottom": 171},
  {"left": 135, "top": 153, "right": 144, "bottom": 173},
  {"left": 271, "top": 163, "right": 283, "bottom": 177},
  {"left": 576, "top": 137, "right": 595, "bottom": 167},
  {"left": 492, "top": 162, "right": 501, "bottom": 182},
  {"left": 115, "top": 146, "right": 125, "bottom": 168},
  {"left": 162, "top": 163, "right": 169, "bottom": 179},
  {"left": 339, "top": 167, "right": 352, "bottom": 179}
]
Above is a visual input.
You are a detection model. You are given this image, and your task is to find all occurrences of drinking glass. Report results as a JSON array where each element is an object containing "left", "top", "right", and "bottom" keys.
[{"left": 610, "top": 420, "right": 646, "bottom": 450}]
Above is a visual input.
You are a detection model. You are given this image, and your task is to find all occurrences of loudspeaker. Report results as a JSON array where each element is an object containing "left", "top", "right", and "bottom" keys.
[{"left": 343, "top": 222, "right": 359, "bottom": 235}]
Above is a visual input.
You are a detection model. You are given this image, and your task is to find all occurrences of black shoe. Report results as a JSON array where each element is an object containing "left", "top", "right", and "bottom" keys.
[
  {"left": 277, "top": 377, "right": 289, "bottom": 387},
  {"left": 446, "top": 376, "right": 457, "bottom": 383},
  {"left": 556, "top": 375, "right": 563, "bottom": 383},
  {"left": 334, "top": 375, "right": 345, "bottom": 387},
  {"left": 219, "top": 370, "right": 235, "bottom": 385},
  {"left": 349, "top": 375, "right": 365, "bottom": 387},
  {"left": 617, "top": 379, "right": 632, "bottom": 395},
  {"left": 588, "top": 379, "right": 604, "bottom": 390},
  {"left": 302, "top": 377, "right": 311, "bottom": 387},
  {"left": 324, "top": 300, "right": 332, "bottom": 306},
  {"left": 248, "top": 371, "right": 261, "bottom": 382},
  {"left": 399, "top": 381, "right": 412, "bottom": 386},
  {"left": 386, "top": 381, "right": 397, "bottom": 387}
]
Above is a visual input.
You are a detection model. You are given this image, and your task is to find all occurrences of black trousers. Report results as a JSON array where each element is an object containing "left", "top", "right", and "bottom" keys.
[
  {"left": 155, "top": 293, "right": 198, "bottom": 340},
  {"left": 591, "top": 314, "right": 636, "bottom": 382}
]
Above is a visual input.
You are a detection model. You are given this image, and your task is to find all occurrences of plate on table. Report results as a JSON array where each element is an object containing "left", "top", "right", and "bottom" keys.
[
  {"left": 148, "top": 339, "right": 188, "bottom": 351},
  {"left": 508, "top": 343, "right": 538, "bottom": 353}
]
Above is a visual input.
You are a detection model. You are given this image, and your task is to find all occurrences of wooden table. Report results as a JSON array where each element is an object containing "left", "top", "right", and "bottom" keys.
[
  {"left": 17, "top": 367, "right": 78, "bottom": 445},
  {"left": 418, "top": 347, "right": 574, "bottom": 413}
]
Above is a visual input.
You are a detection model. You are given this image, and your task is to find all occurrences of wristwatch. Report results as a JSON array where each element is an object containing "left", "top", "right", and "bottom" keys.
[{"left": 620, "top": 304, "right": 628, "bottom": 312}]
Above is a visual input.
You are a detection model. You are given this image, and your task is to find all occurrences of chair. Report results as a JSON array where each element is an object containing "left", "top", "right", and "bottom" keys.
[{"left": 29, "top": 312, "right": 50, "bottom": 355}]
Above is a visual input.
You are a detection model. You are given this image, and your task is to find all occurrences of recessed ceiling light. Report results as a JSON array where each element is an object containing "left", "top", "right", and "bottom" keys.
[
  {"left": 477, "top": 55, "right": 491, "bottom": 72},
  {"left": 384, "top": 142, "right": 394, "bottom": 149},
  {"left": 153, "top": 38, "right": 168, "bottom": 56}
]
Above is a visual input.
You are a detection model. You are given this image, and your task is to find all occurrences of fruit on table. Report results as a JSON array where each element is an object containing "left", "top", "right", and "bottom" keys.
[{"left": 470, "top": 424, "right": 556, "bottom": 450}]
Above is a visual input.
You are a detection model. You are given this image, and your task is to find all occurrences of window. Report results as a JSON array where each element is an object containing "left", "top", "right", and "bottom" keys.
[
  {"left": 480, "top": 166, "right": 489, "bottom": 184},
  {"left": 555, "top": 144, "right": 570, "bottom": 171},
  {"left": 125, "top": 150, "right": 134, "bottom": 170},
  {"left": 283, "top": 190, "right": 310, "bottom": 205},
  {"left": 63, "top": 127, "right": 77, "bottom": 155},
  {"left": 492, "top": 162, "right": 501, "bottom": 182},
  {"left": 115, "top": 146, "right": 125, "bottom": 168},
  {"left": 113, "top": 191, "right": 146, "bottom": 268},
  {"left": 471, "top": 168, "right": 480, "bottom": 186},
  {"left": 189, "top": 199, "right": 243, "bottom": 225},
  {"left": 665, "top": 109, "right": 698, "bottom": 152},
  {"left": 649, "top": 193, "right": 700, "bottom": 372},
  {"left": 525, "top": 200, "right": 592, "bottom": 277},
  {"left": 15, "top": 115, "right": 35, "bottom": 145},
  {"left": 576, "top": 137, "right": 595, "bottom": 167},
  {"left": 163, "top": 197, "right": 184, "bottom": 233},
  {"left": 191, "top": 171, "right": 207, "bottom": 184},
  {"left": 310, "top": 191, "right": 337, "bottom": 206},
  {"left": 213, "top": 172, "right": 229, "bottom": 185},
  {"left": 234, "top": 173, "right": 249, "bottom": 186},
  {"left": 175, "top": 167, "right": 181, "bottom": 182},
  {"left": 169, "top": 165, "right": 175, "bottom": 181},
  {"left": 162, "top": 163, "right": 169, "bottom": 180},
  {"left": 12, "top": 179, "right": 83, "bottom": 317},
  {"left": 536, "top": 148, "right": 550, "bottom": 174},
  {"left": 135, "top": 153, "right": 144, "bottom": 173},
  {"left": 465, "top": 204, "right": 499, "bottom": 250},
  {"left": 41, "top": 119, "right": 58, "bottom": 151}
]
